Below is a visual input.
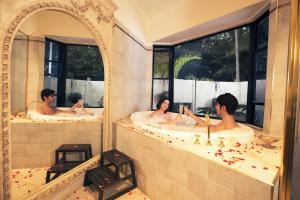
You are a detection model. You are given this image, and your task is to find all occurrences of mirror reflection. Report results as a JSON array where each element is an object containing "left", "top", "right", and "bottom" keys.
[{"left": 10, "top": 10, "right": 104, "bottom": 199}]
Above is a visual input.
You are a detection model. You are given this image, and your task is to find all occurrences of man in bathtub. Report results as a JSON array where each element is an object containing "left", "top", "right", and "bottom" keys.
[
  {"left": 185, "top": 93, "right": 239, "bottom": 132},
  {"left": 37, "top": 88, "right": 81, "bottom": 115}
]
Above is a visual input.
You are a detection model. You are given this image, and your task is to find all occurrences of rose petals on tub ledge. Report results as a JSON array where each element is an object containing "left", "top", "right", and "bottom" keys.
[{"left": 116, "top": 117, "right": 282, "bottom": 185}]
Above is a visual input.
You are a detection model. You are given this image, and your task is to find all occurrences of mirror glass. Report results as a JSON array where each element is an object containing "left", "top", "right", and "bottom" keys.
[{"left": 10, "top": 10, "right": 104, "bottom": 199}]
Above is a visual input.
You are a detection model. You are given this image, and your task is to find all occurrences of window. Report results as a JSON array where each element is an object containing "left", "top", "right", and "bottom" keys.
[
  {"left": 151, "top": 13, "right": 269, "bottom": 127},
  {"left": 44, "top": 40, "right": 62, "bottom": 105},
  {"left": 252, "top": 14, "right": 269, "bottom": 127},
  {"left": 44, "top": 39, "right": 104, "bottom": 107},
  {"left": 152, "top": 47, "right": 172, "bottom": 109}
]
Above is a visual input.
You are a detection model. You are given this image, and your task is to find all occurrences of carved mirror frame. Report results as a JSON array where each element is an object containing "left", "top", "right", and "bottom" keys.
[{"left": 1, "top": 0, "right": 116, "bottom": 199}]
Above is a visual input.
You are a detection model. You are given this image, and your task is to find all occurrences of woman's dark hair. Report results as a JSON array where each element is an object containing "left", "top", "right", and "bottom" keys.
[
  {"left": 156, "top": 97, "right": 170, "bottom": 113},
  {"left": 68, "top": 92, "right": 82, "bottom": 104},
  {"left": 216, "top": 93, "right": 238, "bottom": 115}
]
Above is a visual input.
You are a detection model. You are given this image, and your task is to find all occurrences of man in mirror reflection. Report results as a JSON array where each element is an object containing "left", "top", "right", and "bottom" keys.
[{"left": 37, "top": 88, "right": 80, "bottom": 115}]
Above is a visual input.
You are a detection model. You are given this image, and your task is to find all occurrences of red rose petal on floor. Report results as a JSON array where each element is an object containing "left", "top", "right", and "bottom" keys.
[
  {"left": 73, "top": 191, "right": 77, "bottom": 193},
  {"left": 84, "top": 188, "right": 87, "bottom": 192},
  {"left": 76, "top": 197, "right": 79, "bottom": 199},
  {"left": 263, "top": 167, "right": 268, "bottom": 170},
  {"left": 235, "top": 142, "right": 241, "bottom": 147}
]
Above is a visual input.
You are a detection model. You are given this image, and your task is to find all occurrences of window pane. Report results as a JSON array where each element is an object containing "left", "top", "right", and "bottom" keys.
[
  {"left": 256, "top": 49, "right": 267, "bottom": 76},
  {"left": 153, "top": 51, "right": 170, "bottom": 78},
  {"left": 44, "top": 61, "right": 59, "bottom": 77},
  {"left": 65, "top": 80, "right": 104, "bottom": 107},
  {"left": 65, "top": 45, "right": 104, "bottom": 107},
  {"left": 257, "top": 17, "right": 269, "bottom": 50},
  {"left": 173, "top": 26, "right": 250, "bottom": 121},
  {"left": 45, "top": 40, "right": 59, "bottom": 61},
  {"left": 152, "top": 79, "right": 169, "bottom": 109},
  {"left": 255, "top": 79, "right": 266, "bottom": 103},
  {"left": 66, "top": 45, "right": 104, "bottom": 81},
  {"left": 254, "top": 105, "right": 264, "bottom": 127}
]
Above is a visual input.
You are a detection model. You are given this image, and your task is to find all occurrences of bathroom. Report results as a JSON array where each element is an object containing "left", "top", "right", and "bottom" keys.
[{"left": 0, "top": 0, "right": 299, "bottom": 199}]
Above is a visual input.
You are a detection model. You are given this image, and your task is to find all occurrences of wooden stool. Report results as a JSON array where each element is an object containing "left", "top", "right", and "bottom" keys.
[
  {"left": 46, "top": 144, "right": 92, "bottom": 183},
  {"left": 55, "top": 144, "right": 92, "bottom": 163},
  {"left": 46, "top": 161, "right": 82, "bottom": 183},
  {"left": 84, "top": 149, "right": 137, "bottom": 200}
]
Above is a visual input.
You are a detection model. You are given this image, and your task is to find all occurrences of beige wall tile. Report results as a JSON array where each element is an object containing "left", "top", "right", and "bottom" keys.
[{"left": 186, "top": 170, "right": 207, "bottom": 199}]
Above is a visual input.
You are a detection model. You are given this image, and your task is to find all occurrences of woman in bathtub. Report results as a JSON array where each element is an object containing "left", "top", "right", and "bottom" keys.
[
  {"left": 184, "top": 93, "right": 239, "bottom": 132},
  {"left": 151, "top": 97, "right": 181, "bottom": 124}
]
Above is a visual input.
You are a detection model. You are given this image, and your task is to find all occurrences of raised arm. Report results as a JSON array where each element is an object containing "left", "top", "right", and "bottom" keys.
[
  {"left": 184, "top": 108, "right": 206, "bottom": 126},
  {"left": 56, "top": 103, "right": 80, "bottom": 114}
]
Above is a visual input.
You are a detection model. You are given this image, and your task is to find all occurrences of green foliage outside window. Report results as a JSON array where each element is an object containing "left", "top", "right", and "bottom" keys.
[{"left": 66, "top": 45, "right": 104, "bottom": 81}]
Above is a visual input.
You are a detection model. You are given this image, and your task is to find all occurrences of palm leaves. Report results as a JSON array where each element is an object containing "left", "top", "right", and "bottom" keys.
[{"left": 174, "top": 52, "right": 201, "bottom": 79}]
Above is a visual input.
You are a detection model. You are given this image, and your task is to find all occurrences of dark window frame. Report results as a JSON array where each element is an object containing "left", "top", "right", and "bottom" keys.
[
  {"left": 151, "top": 12, "right": 269, "bottom": 127},
  {"left": 44, "top": 38, "right": 103, "bottom": 107}
]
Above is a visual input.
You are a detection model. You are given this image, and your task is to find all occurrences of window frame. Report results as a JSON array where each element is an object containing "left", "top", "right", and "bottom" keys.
[
  {"left": 44, "top": 38, "right": 103, "bottom": 108},
  {"left": 151, "top": 12, "right": 269, "bottom": 127}
]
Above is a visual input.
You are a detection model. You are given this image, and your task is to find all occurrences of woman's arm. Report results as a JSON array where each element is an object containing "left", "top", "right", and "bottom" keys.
[{"left": 56, "top": 103, "right": 80, "bottom": 114}]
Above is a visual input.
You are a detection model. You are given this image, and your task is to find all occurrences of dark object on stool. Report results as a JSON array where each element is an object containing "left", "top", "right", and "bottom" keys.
[
  {"left": 46, "top": 144, "right": 92, "bottom": 183},
  {"left": 84, "top": 149, "right": 137, "bottom": 200}
]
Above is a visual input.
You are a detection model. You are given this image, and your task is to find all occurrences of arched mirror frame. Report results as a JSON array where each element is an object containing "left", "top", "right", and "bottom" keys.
[{"left": 1, "top": 1, "right": 116, "bottom": 199}]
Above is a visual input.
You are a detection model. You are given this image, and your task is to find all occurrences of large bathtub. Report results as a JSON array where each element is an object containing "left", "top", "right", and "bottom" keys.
[
  {"left": 130, "top": 111, "right": 254, "bottom": 145},
  {"left": 26, "top": 107, "right": 103, "bottom": 122}
]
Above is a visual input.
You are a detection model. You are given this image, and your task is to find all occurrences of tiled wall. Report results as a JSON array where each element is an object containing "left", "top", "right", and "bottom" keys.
[
  {"left": 115, "top": 123, "right": 274, "bottom": 200},
  {"left": 264, "top": 4, "right": 290, "bottom": 136},
  {"left": 11, "top": 35, "right": 28, "bottom": 112},
  {"left": 10, "top": 36, "right": 45, "bottom": 112},
  {"left": 110, "top": 26, "right": 153, "bottom": 122},
  {"left": 11, "top": 120, "right": 102, "bottom": 169}
]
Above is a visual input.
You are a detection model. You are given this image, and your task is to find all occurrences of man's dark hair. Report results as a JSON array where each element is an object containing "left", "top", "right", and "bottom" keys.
[
  {"left": 41, "top": 88, "right": 55, "bottom": 101},
  {"left": 216, "top": 93, "right": 238, "bottom": 115},
  {"left": 156, "top": 97, "right": 170, "bottom": 113}
]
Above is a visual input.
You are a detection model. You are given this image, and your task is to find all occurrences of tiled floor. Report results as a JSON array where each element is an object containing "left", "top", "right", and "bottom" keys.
[
  {"left": 11, "top": 168, "right": 48, "bottom": 199},
  {"left": 66, "top": 187, "right": 150, "bottom": 200},
  {"left": 11, "top": 168, "right": 149, "bottom": 200}
]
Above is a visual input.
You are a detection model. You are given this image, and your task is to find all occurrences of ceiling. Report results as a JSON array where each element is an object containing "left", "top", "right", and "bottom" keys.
[
  {"left": 113, "top": 0, "right": 269, "bottom": 44},
  {"left": 128, "top": 0, "right": 186, "bottom": 20}
]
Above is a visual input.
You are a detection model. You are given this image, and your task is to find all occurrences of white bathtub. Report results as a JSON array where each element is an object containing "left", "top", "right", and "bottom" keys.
[
  {"left": 130, "top": 111, "right": 254, "bottom": 145},
  {"left": 27, "top": 107, "right": 103, "bottom": 122}
]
